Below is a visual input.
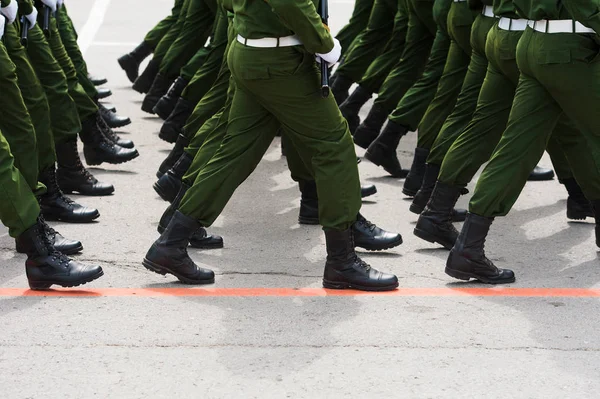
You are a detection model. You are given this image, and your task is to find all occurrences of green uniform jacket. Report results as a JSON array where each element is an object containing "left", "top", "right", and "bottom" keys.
[
  {"left": 232, "top": 0, "right": 333, "bottom": 54},
  {"left": 493, "top": 0, "right": 518, "bottom": 18},
  {"left": 514, "top": 0, "right": 600, "bottom": 33}
]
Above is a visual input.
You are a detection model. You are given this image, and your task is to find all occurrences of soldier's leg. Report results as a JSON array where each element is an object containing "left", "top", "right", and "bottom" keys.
[
  {"left": 341, "top": 0, "right": 437, "bottom": 136},
  {"left": 118, "top": 0, "right": 186, "bottom": 82},
  {"left": 0, "top": 33, "right": 40, "bottom": 192},
  {"left": 335, "top": 0, "right": 375, "bottom": 55},
  {"left": 332, "top": 0, "right": 404, "bottom": 103},
  {"left": 55, "top": 4, "right": 98, "bottom": 99},
  {"left": 3, "top": 23, "right": 54, "bottom": 183}
]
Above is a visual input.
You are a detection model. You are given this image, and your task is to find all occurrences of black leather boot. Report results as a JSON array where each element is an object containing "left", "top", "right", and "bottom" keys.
[
  {"left": 361, "top": 184, "right": 377, "bottom": 198},
  {"left": 410, "top": 164, "right": 467, "bottom": 222},
  {"left": 562, "top": 178, "right": 594, "bottom": 220},
  {"left": 592, "top": 201, "right": 600, "bottom": 248},
  {"left": 96, "top": 88, "right": 112, "bottom": 99},
  {"left": 353, "top": 213, "right": 402, "bottom": 251},
  {"left": 98, "top": 101, "right": 131, "bottom": 129},
  {"left": 157, "top": 183, "right": 224, "bottom": 249},
  {"left": 364, "top": 120, "right": 409, "bottom": 177},
  {"left": 339, "top": 85, "right": 372, "bottom": 134},
  {"left": 414, "top": 181, "right": 462, "bottom": 250},
  {"left": 88, "top": 74, "right": 107, "bottom": 86},
  {"left": 154, "top": 152, "right": 193, "bottom": 203},
  {"left": 402, "top": 147, "right": 429, "bottom": 197},
  {"left": 16, "top": 216, "right": 82, "bottom": 255},
  {"left": 160, "top": 98, "right": 195, "bottom": 143},
  {"left": 143, "top": 210, "right": 215, "bottom": 284},
  {"left": 446, "top": 213, "right": 515, "bottom": 284},
  {"left": 157, "top": 134, "right": 190, "bottom": 179},
  {"left": 39, "top": 166, "right": 100, "bottom": 223},
  {"left": 97, "top": 114, "right": 135, "bottom": 148},
  {"left": 55, "top": 139, "right": 115, "bottom": 196},
  {"left": 132, "top": 58, "right": 160, "bottom": 94},
  {"left": 330, "top": 73, "right": 354, "bottom": 105},
  {"left": 298, "top": 181, "right": 319, "bottom": 225},
  {"left": 353, "top": 104, "right": 389, "bottom": 149},
  {"left": 154, "top": 76, "right": 189, "bottom": 120},
  {"left": 142, "top": 73, "right": 174, "bottom": 114},
  {"left": 80, "top": 115, "right": 139, "bottom": 165},
  {"left": 528, "top": 165, "right": 554, "bottom": 181},
  {"left": 118, "top": 41, "right": 153, "bottom": 83},
  {"left": 20, "top": 217, "right": 103, "bottom": 290},
  {"left": 323, "top": 228, "right": 398, "bottom": 291}
]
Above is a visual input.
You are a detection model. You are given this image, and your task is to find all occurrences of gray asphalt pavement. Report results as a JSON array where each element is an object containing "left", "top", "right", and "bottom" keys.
[{"left": 1, "top": 1, "right": 599, "bottom": 397}]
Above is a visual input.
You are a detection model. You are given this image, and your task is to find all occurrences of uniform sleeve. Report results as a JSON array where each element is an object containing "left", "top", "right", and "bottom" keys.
[
  {"left": 18, "top": 0, "right": 33, "bottom": 15},
  {"left": 265, "top": 0, "right": 334, "bottom": 54},
  {"left": 563, "top": 0, "right": 600, "bottom": 34}
]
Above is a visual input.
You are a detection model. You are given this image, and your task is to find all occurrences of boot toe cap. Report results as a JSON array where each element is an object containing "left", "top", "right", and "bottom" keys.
[
  {"left": 360, "top": 184, "right": 377, "bottom": 198},
  {"left": 190, "top": 233, "right": 224, "bottom": 249},
  {"left": 117, "top": 138, "right": 135, "bottom": 148}
]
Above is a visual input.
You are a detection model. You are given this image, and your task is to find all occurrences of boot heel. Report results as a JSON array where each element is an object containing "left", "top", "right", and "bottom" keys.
[
  {"left": 409, "top": 203, "right": 424, "bottom": 215},
  {"left": 28, "top": 281, "right": 52, "bottom": 290},
  {"left": 322, "top": 279, "right": 349, "bottom": 290},
  {"left": 142, "top": 258, "right": 168, "bottom": 275},
  {"left": 413, "top": 227, "right": 437, "bottom": 244},
  {"left": 444, "top": 266, "right": 471, "bottom": 281}
]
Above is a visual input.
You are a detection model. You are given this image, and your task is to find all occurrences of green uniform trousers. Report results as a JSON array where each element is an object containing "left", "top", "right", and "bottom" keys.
[
  {"left": 372, "top": 0, "right": 437, "bottom": 114},
  {"left": 415, "top": 1, "right": 476, "bottom": 149},
  {"left": 335, "top": 0, "right": 400, "bottom": 84},
  {"left": 179, "top": 46, "right": 211, "bottom": 82},
  {"left": 178, "top": 42, "right": 361, "bottom": 230},
  {"left": 180, "top": 9, "right": 229, "bottom": 104},
  {"left": 436, "top": 27, "right": 592, "bottom": 217},
  {"left": 336, "top": 0, "right": 374, "bottom": 55},
  {"left": 3, "top": 23, "right": 55, "bottom": 188},
  {"left": 56, "top": 5, "right": 99, "bottom": 100},
  {"left": 357, "top": 1, "right": 409, "bottom": 93},
  {"left": 155, "top": 0, "right": 216, "bottom": 79},
  {"left": 386, "top": 0, "right": 450, "bottom": 130},
  {"left": 468, "top": 27, "right": 600, "bottom": 216},
  {"left": 25, "top": 22, "right": 81, "bottom": 144},
  {"left": 427, "top": 12, "right": 495, "bottom": 165},
  {"left": 144, "top": 0, "right": 186, "bottom": 49},
  {"left": 0, "top": 129, "right": 40, "bottom": 238}
]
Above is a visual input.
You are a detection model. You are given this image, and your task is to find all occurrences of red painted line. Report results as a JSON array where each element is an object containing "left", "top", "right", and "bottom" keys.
[{"left": 0, "top": 287, "right": 599, "bottom": 297}]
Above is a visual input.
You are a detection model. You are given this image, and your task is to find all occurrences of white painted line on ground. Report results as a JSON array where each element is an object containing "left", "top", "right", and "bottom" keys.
[{"left": 77, "top": 0, "right": 112, "bottom": 56}]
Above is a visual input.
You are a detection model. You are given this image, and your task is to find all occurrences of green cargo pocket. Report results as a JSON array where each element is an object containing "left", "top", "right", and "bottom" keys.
[{"left": 536, "top": 50, "right": 571, "bottom": 65}]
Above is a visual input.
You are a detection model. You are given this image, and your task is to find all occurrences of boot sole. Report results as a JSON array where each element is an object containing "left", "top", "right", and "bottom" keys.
[
  {"left": 189, "top": 240, "right": 224, "bottom": 250},
  {"left": 444, "top": 267, "right": 516, "bottom": 284},
  {"left": 402, "top": 187, "right": 418, "bottom": 197},
  {"left": 355, "top": 236, "right": 403, "bottom": 252},
  {"left": 17, "top": 243, "right": 83, "bottom": 256},
  {"left": 85, "top": 151, "right": 139, "bottom": 166},
  {"left": 61, "top": 187, "right": 115, "bottom": 196},
  {"left": 567, "top": 210, "right": 593, "bottom": 221},
  {"left": 142, "top": 258, "right": 215, "bottom": 284},
  {"left": 28, "top": 269, "right": 104, "bottom": 290},
  {"left": 323, "top": 279, "right": 399, "bottom": 292},
  {"left": 413, "top": 227, "right": 453, "bottom": 250},
  {"left": 298, "top": 216, "right": 320, "bottom": 225}
]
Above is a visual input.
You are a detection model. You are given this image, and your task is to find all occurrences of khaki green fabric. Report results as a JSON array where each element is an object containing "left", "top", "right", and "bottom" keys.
[
  {"left": 0, "top": 129, "right": 40, "bottom": 238},
  {"left": 427, "top": 12, "right": 495, "bottom": 165},
  {"left": 336, "top": 0, "right": 375, "bottom": 55},
  {"left": 144, "top": 0, "right": 186, "bottom": 49},
  {"left": 178, "top": 0, "right": 360, "bottom": 230},
  {"left": 335, "top": 0, "right": 400, "bottom": 84},
  {"left": 415, "top": 1, "right": 477, "bottom": 149}
]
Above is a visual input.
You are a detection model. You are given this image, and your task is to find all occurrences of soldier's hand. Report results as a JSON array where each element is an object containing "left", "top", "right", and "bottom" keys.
[
  {"left": 24, "top": 7, "right": 38, "bottom": 29},
  {"left": 316, "top": 38, "right": 342, "bottom": 67},
  {"left": 41, "top": 0, "right": 58, "bottom": 13},
  {"left": 0, "top": 16, "right": 5, "bottom": 40},
  {"left": 0, "top": 0, "right": 18, "bottom": 24}
]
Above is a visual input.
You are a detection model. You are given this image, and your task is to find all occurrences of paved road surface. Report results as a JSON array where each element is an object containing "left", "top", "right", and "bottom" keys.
[{"left": 1, "top": 1, "right": 599, "bottom": 397}]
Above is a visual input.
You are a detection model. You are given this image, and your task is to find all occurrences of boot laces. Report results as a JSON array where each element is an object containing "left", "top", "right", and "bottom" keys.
[
  {"left": 356, "top": 256, "right": 371, "bottom": 272},
  {"left": 97, "top": 114, "right": 121, "bottom": 143},
  {"left": 360, "top": 218, "right": 377, "bottom": 232},
  {"left": 37, "top": 219, "right": 70, "bottom": 266}
]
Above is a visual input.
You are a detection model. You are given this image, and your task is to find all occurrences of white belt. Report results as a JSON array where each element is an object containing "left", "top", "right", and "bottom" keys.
[
  {"left": 453, "top": 0, "right": 467, "bottom": 2},
  {"left": 498, "top": 17, "right": 528, "bottom": 31},
  {"left": 481, "top": 5, "right": 496, "bottom": 18},
  {"left": 527, "top": 20, "right": 595, "bottom": 34},
  {"left": 236, "top": 34, "right": 302, "bottom": 48}
]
